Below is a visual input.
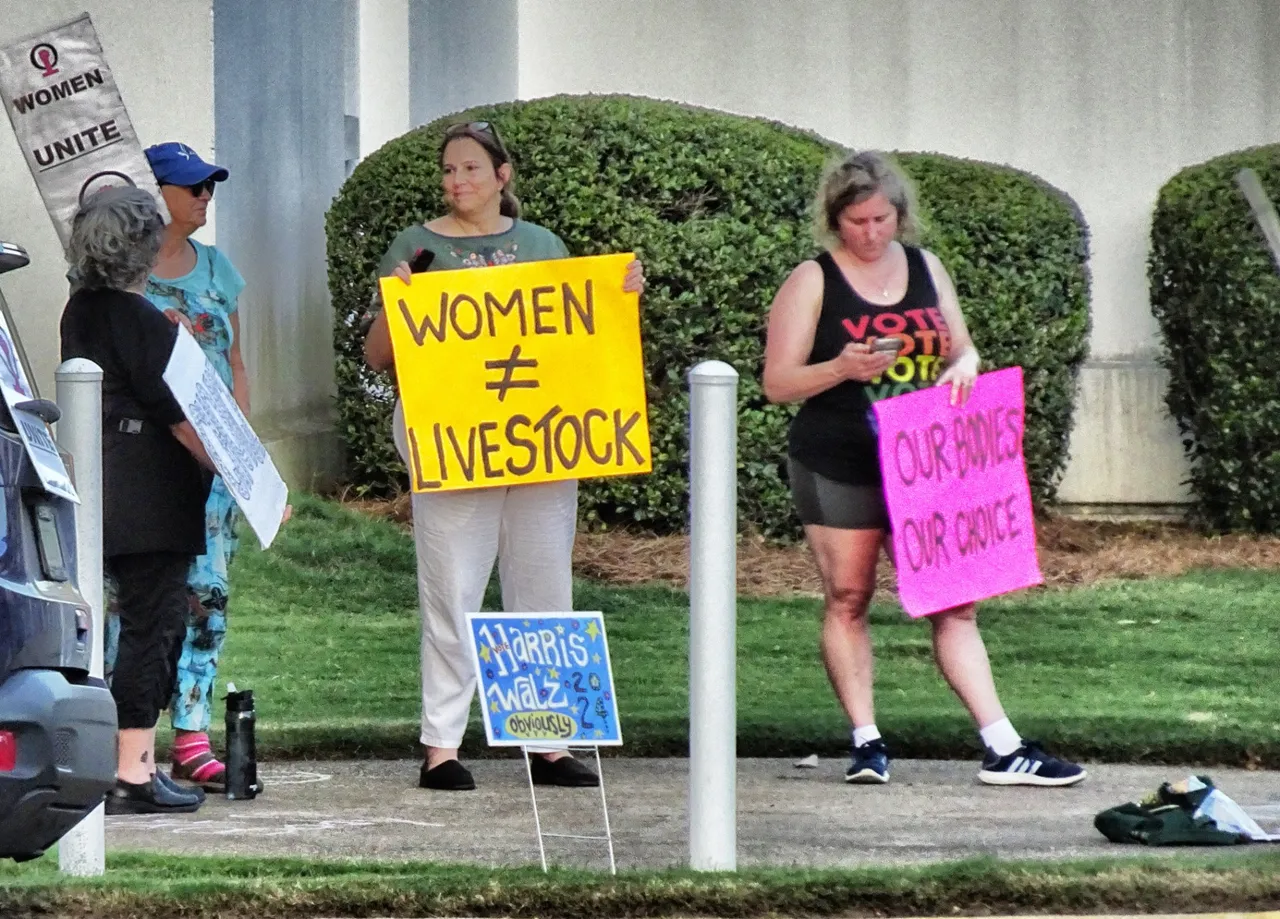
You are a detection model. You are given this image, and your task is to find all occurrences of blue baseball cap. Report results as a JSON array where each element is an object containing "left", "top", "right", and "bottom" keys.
[{"left": 144, "top": 142, "right": 229, "bottom": 186}]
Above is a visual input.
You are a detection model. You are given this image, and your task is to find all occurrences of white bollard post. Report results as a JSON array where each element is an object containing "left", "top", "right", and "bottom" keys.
[
  {"left": 54, "top": 359, "right": 105, "bottom": 878},
  {"left": 687, "top": 360, "right": 738, "bottom": 871}
]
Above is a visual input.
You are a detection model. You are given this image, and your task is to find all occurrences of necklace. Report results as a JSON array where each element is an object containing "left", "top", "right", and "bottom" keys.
[
  {"left": 841, "top": 246, "right": 899, "bottom": 299},
  {"left": 860, "top": 262, "right": 895, "bottom": 299}
]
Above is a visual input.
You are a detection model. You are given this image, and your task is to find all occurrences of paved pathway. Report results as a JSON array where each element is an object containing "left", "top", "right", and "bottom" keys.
[{"left": 102, "top": 757, "right": 1280, "bottom": 872}]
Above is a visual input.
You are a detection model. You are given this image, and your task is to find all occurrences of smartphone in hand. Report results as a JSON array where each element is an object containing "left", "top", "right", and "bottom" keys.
[
  {"left": 408, "top": 249, "right": 435, "bottom": 273},
  {"left": 871, "top": 336, "right": 904, "bottom": 353}
]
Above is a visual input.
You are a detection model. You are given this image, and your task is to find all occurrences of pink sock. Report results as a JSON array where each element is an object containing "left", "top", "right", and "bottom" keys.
[{"left": 173, "top": 733, "right": 224, "bottom": 782}]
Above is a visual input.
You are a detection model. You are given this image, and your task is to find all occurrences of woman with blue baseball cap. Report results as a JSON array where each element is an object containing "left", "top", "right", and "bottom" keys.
[
  {"left": 62, "top": 186, "right": 215, "bottom": 814},
  {"left": 141, "top": 141, "right": 247, "bottom": 792}
]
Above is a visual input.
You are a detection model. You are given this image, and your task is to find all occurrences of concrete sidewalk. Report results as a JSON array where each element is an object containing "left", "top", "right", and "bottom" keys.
[{"left": 103, "top": 758, "right": 1280, "bottom": 871}]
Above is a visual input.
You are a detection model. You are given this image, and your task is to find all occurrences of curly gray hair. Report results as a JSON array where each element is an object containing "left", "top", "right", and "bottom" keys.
[
  {"left": 67, "top": 186, "right": 164, "bottom": 290},
  {"left": 813, "top": 150, "right": 919, "bottom": 247}
]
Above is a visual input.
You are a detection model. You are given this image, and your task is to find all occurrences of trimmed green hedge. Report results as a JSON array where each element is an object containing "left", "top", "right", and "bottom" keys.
[
  {"left": 326, "top": 95, "right": 1090, "bottom": 538},
  {"left": 1150, "top": 146, "right": 1280, "bottom": 532}
]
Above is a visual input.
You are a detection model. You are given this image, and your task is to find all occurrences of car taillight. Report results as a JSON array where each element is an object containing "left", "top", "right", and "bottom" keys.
[{"left": 0, "top": 731, "right": 14, "bottom": 772}]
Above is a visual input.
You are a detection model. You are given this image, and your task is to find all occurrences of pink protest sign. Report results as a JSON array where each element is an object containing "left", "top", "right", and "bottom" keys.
[{"left": 871, "top": 366, "right": 1042, "bottom": 618}]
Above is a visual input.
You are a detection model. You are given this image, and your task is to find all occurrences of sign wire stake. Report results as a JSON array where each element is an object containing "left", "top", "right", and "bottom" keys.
[
  {"left": 523, "top": 745, "right": 616, "bottom": 874},
  {"left": 595, "top": 745, "right": 617, "bottom": 875},
  {"left": 523, "top": 746, "right": 549, "bottom": 873}
]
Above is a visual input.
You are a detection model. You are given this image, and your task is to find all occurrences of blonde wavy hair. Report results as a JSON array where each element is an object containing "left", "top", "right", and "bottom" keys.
[{"left": 812, "top": 150, "right": 919, "bottom": 248}]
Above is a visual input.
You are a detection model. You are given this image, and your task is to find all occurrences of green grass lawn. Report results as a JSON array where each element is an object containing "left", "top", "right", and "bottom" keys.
[
  {"left": 4, "top": 850, "right": 1280, "bottom": 919},
  {"left": 202, "top": 494, "right": 1280, "bottom": 765}
]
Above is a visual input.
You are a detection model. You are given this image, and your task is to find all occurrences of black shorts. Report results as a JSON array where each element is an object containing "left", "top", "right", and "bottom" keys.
[{"left": 787, "top": 456, "right": 889, "bottom": 530}]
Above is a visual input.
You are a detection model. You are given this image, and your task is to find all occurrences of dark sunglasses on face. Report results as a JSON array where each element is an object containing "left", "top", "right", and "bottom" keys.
[{"left": 162, "top": 178, "right": 216, "bottom": 198}]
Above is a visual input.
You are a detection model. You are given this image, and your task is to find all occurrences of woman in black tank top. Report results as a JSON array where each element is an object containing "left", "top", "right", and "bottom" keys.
[
  {"left": 788, "top": 244, "right": 951, "bottom": 486},
  {"left": 760, "top": 152, "right": 1084, "bottom": 789}
]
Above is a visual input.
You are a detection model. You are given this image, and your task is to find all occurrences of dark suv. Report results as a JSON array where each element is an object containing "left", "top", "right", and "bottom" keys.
[{"left": 0, "top": 241, "right": 116, "bottom": 861}]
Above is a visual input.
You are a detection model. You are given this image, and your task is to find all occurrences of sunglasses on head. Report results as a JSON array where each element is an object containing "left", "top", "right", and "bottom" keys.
[
  {"left": 162, "top": 178, "right": 216, "bottom": 197},
  {"left": 444, "top": 120, "right": 503, "bottom": 145}
]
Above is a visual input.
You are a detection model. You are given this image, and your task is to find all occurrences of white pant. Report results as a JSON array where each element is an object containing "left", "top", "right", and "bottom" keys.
[{"left": 394, "top": 401, "right": 578, "bottom": 748}]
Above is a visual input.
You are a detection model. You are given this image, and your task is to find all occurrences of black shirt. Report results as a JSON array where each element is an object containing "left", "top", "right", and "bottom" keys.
[
  {"left": 787, "top": 246, "right": 951, "bottom": 485},
  {"left": 60, "top": 287, "right": 211, "bottom": 557}
]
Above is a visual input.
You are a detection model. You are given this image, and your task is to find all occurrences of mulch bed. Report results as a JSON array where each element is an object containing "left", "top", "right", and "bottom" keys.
[{"left": 342, "top": 493, "right": 1280, "bottom": 597}]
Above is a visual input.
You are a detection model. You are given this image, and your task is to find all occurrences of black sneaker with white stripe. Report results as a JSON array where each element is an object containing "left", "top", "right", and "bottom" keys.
[
  {"left": 978, "top": 740, "right": 1086, "bottom": 787},
  {"left": 845, "top": 738, "right": 890, "bottom": 784}
]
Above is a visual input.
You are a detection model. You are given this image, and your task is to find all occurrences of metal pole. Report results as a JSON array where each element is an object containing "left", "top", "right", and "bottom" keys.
[
  {"left": 54, "top": 359, "right": 105, "bottom": 878},
  {"left": 687, "top": 360, "right": 738, "bottom": 871}
]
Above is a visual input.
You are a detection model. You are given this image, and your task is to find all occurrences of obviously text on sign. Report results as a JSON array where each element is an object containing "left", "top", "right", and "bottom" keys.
[{"left": 467, "top": 612, "right": 622, "bottom": 747}]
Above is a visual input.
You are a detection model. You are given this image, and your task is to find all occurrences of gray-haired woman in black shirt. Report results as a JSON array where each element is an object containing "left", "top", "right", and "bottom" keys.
[{"left": 61, "top": 186, "right": 216, "bottom": 814}]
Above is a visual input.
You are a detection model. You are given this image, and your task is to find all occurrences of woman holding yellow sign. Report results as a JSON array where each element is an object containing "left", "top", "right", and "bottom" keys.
[{"left": 364, "top": 121, "right": 644, "bottom": 791}]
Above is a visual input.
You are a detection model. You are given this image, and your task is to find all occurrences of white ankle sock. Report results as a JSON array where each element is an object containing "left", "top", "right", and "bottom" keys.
[
  {"left": 852, "top": 724, "right": 882, "bottom": 748},
  {"left": 979, "top": 718, "right": 1022, "bottom": 757}
]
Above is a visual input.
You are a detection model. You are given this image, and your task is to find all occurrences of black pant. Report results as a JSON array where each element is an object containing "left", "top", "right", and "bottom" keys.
[{"left": 107, "top": 551, "right": 192, "bottom": 730}]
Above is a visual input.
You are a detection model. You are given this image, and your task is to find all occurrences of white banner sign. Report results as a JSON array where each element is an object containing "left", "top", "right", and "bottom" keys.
[
  {"left": 0, "top": 13, "right": 167, "bottom": 248},
  {"left": 163, "top": 327, "right": 287, "bottom": 549},
  {"left": 1237, "top": 168, "right": 1280, "bottom": 274},
  {"left": 0, "top": 307, "right": 75, "bottom": 502}
]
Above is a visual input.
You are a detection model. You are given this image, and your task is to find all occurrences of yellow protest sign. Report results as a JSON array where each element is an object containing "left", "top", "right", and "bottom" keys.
[{"left": 382, "top": 252, "right": 652, "bottom": 492}]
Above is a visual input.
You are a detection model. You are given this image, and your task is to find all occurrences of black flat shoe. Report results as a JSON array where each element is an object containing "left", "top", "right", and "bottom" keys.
[
  {"left": 105, "top": 774, "right": 202, "bottom": 815},
  {"left": 158, "top": 769, "right": 206, "bottom": 804},
  {"left": 530, "top": 755, "right": 599, "bottom": 787},
  {"left": 419, "top": 759, "right": 476, "bottom": 790}
]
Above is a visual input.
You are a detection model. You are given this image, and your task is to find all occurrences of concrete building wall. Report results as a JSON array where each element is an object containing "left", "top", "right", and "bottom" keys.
[
  {"left": 212, "top": 0, "right": 349, "bottom": 488},
  {"left": 8, "top": 2, "right": 1273, "bottom": 504},
  {"left": 0, "top": 0, "right": 215, "bottom": 398},
  {"left": 409, "top": 0, "right": 519, "bottom": 128},
  {"left": 513, "top": 0, "right": 1280, "bottom": 506}
]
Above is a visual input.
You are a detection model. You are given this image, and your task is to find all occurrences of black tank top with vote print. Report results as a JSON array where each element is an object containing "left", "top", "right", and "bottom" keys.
[{"left": 787, "top": 245, "right": 952, "bottom": 486}]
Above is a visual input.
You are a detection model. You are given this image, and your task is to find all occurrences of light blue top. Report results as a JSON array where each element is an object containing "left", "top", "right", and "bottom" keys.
[{"left": 145, "top": 239, "right": 245, "bottom": 388}]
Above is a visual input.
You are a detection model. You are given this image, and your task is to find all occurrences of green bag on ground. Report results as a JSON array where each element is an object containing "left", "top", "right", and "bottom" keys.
[{"left": 1094, "top": 775, "right": 1249, "bottom": 846}]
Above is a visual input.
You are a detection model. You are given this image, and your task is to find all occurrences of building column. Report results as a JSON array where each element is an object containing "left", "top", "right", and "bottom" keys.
[{"left": 358, "top": 0, "right": 411, "bottom": 158}]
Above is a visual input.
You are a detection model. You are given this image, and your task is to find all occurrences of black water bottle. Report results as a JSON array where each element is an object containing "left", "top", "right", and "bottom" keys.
[{"left": 224, "top": 683, "right": 261, "bottom": 800}]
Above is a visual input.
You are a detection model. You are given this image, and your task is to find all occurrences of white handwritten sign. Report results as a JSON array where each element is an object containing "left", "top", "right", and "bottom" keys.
[
  {"left": 0, "top": 308, "right": 75, "bottom": 501},
  {"left": 162, "top": 326, "right": 286, "bottom": 548}
]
